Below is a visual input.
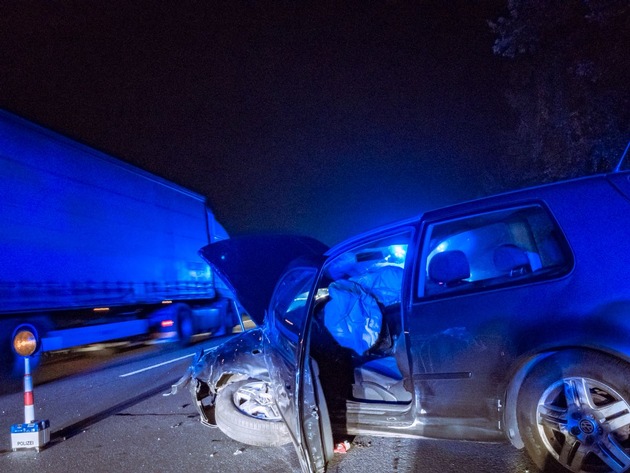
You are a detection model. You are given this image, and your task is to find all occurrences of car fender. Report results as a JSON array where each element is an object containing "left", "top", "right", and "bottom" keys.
[
  {"left": 194, "top": 328, "right": 269, "bottom": 387},
  {"left": 182, "top": 328, "right": 270, "bottom": 424},
  {"left": 502, "top": 301, "right": 630, "bottom": 448}
]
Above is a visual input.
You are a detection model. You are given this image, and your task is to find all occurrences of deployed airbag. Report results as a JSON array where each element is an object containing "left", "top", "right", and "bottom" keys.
[{"left": 323, "top": 279, "right": 382, "bottom": 354}]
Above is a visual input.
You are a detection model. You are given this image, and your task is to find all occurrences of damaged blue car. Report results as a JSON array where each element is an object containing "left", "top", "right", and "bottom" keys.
[{"left": 172, "top": 169, "right": 630, "bottom": 473}]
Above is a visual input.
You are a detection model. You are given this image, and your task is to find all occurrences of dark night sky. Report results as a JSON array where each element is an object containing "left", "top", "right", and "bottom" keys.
[{"left": 0, "top": 1, "right": 511, "bottom": 245}]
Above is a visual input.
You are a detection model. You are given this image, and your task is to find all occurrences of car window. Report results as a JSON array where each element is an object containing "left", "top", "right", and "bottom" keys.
[
  {"left": 270, "top": 268, "right": 317, "bottom": 339},
  {"left": 316, "top": 230, "right": 412, "bottom": 354},
  {"left": 419, "top": 205, "right": 572, "bottom": 298}
]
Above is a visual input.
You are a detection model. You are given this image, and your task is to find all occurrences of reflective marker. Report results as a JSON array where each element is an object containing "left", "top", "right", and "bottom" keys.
[{"left": 23, "top": 357, "right": 35, "bottom": 423}]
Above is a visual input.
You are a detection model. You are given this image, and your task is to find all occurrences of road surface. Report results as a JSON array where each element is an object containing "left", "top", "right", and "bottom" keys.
[{"left": 0, "top": 338, "right": 540, "bottom": 472}]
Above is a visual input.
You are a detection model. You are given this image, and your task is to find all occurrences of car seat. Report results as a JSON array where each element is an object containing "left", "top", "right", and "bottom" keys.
[
  {"left": 428, "top": 250, "right": 470, "bottom": 288},
  {"left": 493, "top": 244, "right": 541, "bottom": 275}
]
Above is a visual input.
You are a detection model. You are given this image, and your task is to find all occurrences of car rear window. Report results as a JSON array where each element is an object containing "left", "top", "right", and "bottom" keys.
[{"left": 419, "top": 204, "right": 572, "bottom": 298}]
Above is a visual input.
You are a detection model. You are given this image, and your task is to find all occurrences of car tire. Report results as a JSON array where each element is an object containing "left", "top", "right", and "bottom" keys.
[
  {"left": 215, "top": 379, "right": 291, "bottom": 447},
  {"left": 175, "top": 304, "right": 194, "bottom": 345},
  {"left": 517, "top": 350, "right": 630, "bottom": 473}
]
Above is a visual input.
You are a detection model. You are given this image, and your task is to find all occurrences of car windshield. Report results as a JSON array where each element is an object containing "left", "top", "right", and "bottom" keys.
[
  {"left": 316, "top": 231, "right": 411, "bottom": 354},
  {"left": 324, "top": 237, "right": 408, "bottom": 281},
  {"left": 270, "top": 268, "right": 317, "bottom": 339}
]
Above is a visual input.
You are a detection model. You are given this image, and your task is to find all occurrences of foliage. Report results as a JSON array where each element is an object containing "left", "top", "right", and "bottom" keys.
[{"left": 487, "top": 0, "right": 629, "bottom": 191}]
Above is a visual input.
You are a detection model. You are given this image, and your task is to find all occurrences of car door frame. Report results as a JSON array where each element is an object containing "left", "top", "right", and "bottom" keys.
[{"left": 289, "top": 225, "right": 418, "bottom": 469}]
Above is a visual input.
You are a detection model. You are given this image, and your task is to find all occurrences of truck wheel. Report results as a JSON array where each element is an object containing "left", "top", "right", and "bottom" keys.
[
  {"left": 0, "top": 332, "right": 21, "bottom": 387},
  {"left": 517, "top": 350, "right": 630, "bottom": 473},
  {"left": 221, "top": 298, "right": 238, "bottom": 335},
  {"left": 209, "top": 298, "right": 230, "bottom": 336},
  {"left": 175, "top": 305, "right": 194, "bottom": 345},
  {"left": 215, "top": 379, "right": 291, "bottom": 447}
]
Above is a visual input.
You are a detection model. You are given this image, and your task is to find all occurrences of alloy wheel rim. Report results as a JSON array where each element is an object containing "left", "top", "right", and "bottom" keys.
[
  {"left": 233, "top": 381, "right": 282, "bottom": 421},
  {"left": 536, "top": 376, "right": 630, "bottom": 473}
]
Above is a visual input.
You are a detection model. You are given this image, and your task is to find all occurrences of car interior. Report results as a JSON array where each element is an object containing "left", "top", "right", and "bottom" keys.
[
  {"left": 309, "top": 232, "right": 414, "bottom": 416},
  {"left": 308, "top": 206, "right": 572, "bottom": 421}
]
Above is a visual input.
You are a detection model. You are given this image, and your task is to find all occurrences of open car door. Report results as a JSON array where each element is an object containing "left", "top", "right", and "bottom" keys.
[
  {"left": 264, "top": 263, "right": 334, "bottom": 473},
  {"left": 199, "top": 235, "right": 332, "bottom": 471}
]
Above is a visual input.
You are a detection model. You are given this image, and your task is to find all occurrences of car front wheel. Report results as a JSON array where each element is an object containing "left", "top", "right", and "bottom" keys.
[
  {"left": 215, "top": 379, "right": 291, "bottom": 447},
  {"left": 517, "top": 350, "right": 630, "bottom": 473}
]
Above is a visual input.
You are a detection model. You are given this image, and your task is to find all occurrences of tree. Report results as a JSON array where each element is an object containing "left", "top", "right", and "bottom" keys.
[{"left": 488, "top": 0, "right": 630, "bottom": 190}]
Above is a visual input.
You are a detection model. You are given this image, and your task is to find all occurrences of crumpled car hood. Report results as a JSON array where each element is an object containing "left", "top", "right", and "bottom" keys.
[{"left": 199, "top": 235, "right": 327, "bottom": 325}]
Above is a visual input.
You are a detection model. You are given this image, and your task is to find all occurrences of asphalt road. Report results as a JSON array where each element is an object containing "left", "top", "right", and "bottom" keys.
[
  {"left": 1, "top": 389, "right": 540, "bottom": 473},
  {"left": 0, "top": 338, "right": 218, "bottom": 450},
  {"left": 0, "top": 338, "right": 541, "bottom": 473}
]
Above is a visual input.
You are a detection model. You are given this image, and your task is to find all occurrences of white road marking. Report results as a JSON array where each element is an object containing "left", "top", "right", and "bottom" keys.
[{"left": 119, "top": 353, "right": 195, "bottom": 377}]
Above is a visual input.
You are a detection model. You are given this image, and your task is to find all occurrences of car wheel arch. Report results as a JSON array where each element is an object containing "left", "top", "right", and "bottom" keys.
[
  {"left": 207, "top": 368, "right": 272, "bottom": 398},
  {"left": 503, "top": 351, "right": 556, "bottom": 449},
  {"left": 194, "top": 331, "right": 270, "bottom": 396}
]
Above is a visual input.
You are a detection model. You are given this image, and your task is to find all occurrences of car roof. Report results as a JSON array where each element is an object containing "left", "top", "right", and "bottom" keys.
[{"left": 325, "top": 171, "right": 627, "bottom": 257}]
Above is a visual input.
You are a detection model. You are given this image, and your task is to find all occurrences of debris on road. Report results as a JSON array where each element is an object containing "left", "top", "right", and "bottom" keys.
[{"left": 334, "top": 441, "right": 351, "bottom": 454}]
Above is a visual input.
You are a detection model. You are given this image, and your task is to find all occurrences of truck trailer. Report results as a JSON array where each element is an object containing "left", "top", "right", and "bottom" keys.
[{"left": 0, "top": 110, "right": 234, "bottom": 376}]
